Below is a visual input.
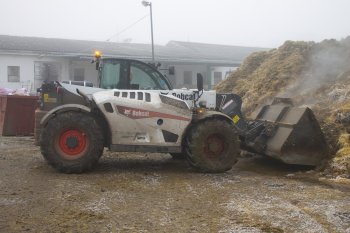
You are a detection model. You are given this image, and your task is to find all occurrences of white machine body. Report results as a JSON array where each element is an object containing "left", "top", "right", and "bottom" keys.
[{"left": 93, "top": 90, "right": 194, "bottom": 151}]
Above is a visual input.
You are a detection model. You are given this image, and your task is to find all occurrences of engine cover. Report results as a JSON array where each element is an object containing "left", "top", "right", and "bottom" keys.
[{"left": 93, "top": 90, "right": 192, "bottom": 148}]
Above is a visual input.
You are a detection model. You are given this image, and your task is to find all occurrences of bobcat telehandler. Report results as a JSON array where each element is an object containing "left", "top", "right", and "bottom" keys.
[{"left": 39, "top": 52, "right": 329, "bottom": 173}]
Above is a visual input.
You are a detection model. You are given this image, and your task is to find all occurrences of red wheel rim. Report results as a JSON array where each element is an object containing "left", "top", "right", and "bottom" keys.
[
  {"left": 204, "top": 134, "right": 225, "bottom": 158},
  {"left": 58, "top": 129, "right": 87, "bottom": 157}
]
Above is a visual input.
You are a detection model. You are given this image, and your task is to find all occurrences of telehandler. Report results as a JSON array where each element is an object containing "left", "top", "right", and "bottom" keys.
[{"left": 39, "top": 52, "right": 329, "bottom": 173}]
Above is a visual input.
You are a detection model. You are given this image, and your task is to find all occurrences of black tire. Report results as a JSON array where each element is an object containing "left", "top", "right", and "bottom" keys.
[
  {"left": 185, "top": 118, "right": 239, "bottom": 173},
  {"left": 40, "top": 111, "right": 104, "bottom": 173},
  {"left": 169, "top": 153, "right": 186, "bottom": 160},
  {"left": 34, "top": 109, "right": 47, "bottom": 146}
]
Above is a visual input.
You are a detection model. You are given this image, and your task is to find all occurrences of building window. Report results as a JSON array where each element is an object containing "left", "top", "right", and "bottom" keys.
[
  {"left": 74, "top": 68, "right": 85, "bottom": 81},
  {"left": 8, "top": 66, "right": 20, "bottom": 82},
  {"left": 214, "top": 71, "right": 222, "bottom": 85},
  {"left": 183, "top": 71, "right": 192, "bottom": 85}
]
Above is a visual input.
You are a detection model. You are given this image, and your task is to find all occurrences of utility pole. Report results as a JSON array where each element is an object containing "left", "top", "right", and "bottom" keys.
[{"left": 142, "top": 1, "right": 155, "bottom": 63}]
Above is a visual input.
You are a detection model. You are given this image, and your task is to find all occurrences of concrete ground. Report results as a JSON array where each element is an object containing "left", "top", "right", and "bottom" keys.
[{"left": 0, "top": 136, "right": 349, "bottom": 233}]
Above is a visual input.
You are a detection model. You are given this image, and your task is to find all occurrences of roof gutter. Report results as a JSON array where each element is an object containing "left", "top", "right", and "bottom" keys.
[{"left": 0, "top": 50, "right": 241, "bottom": 66}]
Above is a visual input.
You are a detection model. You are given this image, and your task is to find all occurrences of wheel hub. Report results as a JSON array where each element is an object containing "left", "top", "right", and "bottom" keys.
[
  {"left": 208, "top": 141, "right": 222, "bottom": 153},
  {"left": 66, "top": 136, "right": 79, "bottom": 149},
  {"left": 204, "top": 134, "right": 225, "bottom": 157},
  {"left": 58, "top": 129, "right": 87, "bottom": 156}
]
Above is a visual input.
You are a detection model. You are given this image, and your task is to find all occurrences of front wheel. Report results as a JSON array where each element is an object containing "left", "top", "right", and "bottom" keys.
[
  {"left": 186, "top": 118, "right": 239, "bottom": 173},
  {"left": 40, "top": 111, "right": 104, "bottom": 173}
]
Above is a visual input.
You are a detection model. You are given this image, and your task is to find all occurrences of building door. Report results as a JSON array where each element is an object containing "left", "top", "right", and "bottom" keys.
[
  {"left": 213, "top": 71, "right": 222, "bottom": 85},
  {"left": 183, "top": 71, "right": 193, "bottom": 88},
  {"left": 34, "top": 62, "right": 62, "bottom": 90}
]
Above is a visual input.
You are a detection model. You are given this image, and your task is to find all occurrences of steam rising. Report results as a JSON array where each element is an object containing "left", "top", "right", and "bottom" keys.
[
  {"left": 215, "top": 36, "right": 350, "bottom": 175},
  {"left": 281, "top": 37, "right": 350, "bottom": 105}
]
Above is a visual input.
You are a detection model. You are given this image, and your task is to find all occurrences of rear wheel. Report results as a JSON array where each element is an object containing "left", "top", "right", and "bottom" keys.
[
  {"left": 185, "top": 118, "right": 239, "bottom": 173},
  {"left": 40, "top": 111, "right": 104, "bottom": 173},
  {"left": 34, "top": 109, "right": 47, "bottom": 146}
]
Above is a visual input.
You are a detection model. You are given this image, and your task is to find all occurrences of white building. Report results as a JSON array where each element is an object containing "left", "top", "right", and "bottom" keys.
[{"left": 0, "top": 35, "right": 267, "bottom": 92}]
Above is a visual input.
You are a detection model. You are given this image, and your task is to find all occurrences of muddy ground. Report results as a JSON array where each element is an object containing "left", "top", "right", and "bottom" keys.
[{"left": 0, "top": 136, "right": 349, "bottom": 233}]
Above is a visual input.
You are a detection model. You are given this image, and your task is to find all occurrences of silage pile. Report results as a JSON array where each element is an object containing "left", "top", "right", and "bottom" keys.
[{"left": 216, "top": 38, "right": 350, "bottom": 177}]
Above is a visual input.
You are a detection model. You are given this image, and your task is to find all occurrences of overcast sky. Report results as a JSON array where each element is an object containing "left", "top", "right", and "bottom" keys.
[{"left": 1, "top": 0, "right": 349, "bottom": 48}]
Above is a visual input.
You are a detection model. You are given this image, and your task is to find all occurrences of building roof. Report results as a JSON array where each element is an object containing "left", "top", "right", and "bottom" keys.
[{"left": 0, "top": 35, "right": 267, "bottom": 66}]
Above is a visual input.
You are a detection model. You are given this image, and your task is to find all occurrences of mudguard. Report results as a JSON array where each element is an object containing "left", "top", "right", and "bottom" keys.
[
  {"left": 193, "top": 110, "right": 235, "bottom": 124},
  {"left": 40, "top": 104, "right": 91, "bottom": 127}
]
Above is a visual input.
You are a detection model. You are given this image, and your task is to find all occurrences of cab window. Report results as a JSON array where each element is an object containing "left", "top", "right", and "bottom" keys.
[
  {"left": 130, "top": 61, "right": 169, "bottom": 90},
  {"left": 100, "top": 61, "right": 121, "bottom": 89}
]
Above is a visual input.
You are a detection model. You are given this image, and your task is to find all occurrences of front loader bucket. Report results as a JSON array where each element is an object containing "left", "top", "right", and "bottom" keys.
[{"left": 253, "top": 98, "right": 329, "bottom": 166}]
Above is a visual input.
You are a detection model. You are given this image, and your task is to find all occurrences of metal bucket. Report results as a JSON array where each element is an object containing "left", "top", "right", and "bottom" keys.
[{"left": 254, "top": 98, "right": 329, "bottom": 166}]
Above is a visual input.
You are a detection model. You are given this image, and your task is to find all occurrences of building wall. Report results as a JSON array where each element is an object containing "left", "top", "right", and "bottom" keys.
[
  {"left": 161, "top": 64, "right": 209, "bottom": 89},
  {"left": 0, "top": 54, "right": 99, "bottom": 93},
  {"left": 160, "top": 63, "right": 237, "bottom": 90},
  {"left": 69, "top": 60, "right": 98, "bottom": 86},
  {"left": 210, "top": 66, "right": 238, "bottom": 87},
  {"left": 0, "top": 54, "right": 72, "bottom": 93},
  {"left": 0, "top": 54, "right": 36, "bottom": 91},
  {"left": 0, "top": 53, "right": 236, "bottom": 92}
]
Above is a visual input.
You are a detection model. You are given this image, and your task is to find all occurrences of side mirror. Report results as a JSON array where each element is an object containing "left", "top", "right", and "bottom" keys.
[{"left": 197, "top": 73, "right": 204, "bottom": 92}]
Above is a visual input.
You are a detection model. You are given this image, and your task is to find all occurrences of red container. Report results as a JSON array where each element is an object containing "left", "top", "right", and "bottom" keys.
[{"left": 0, "top": 95, "right": 38, "bottom": 136}]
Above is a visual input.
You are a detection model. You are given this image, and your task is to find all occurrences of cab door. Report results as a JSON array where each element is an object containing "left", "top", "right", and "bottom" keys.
[
  {"left": 128, "top": 61, "right": 171, "bottom": 90},
  {"left": 99, "top": 59, "right": 128, "bottom": 89}
]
